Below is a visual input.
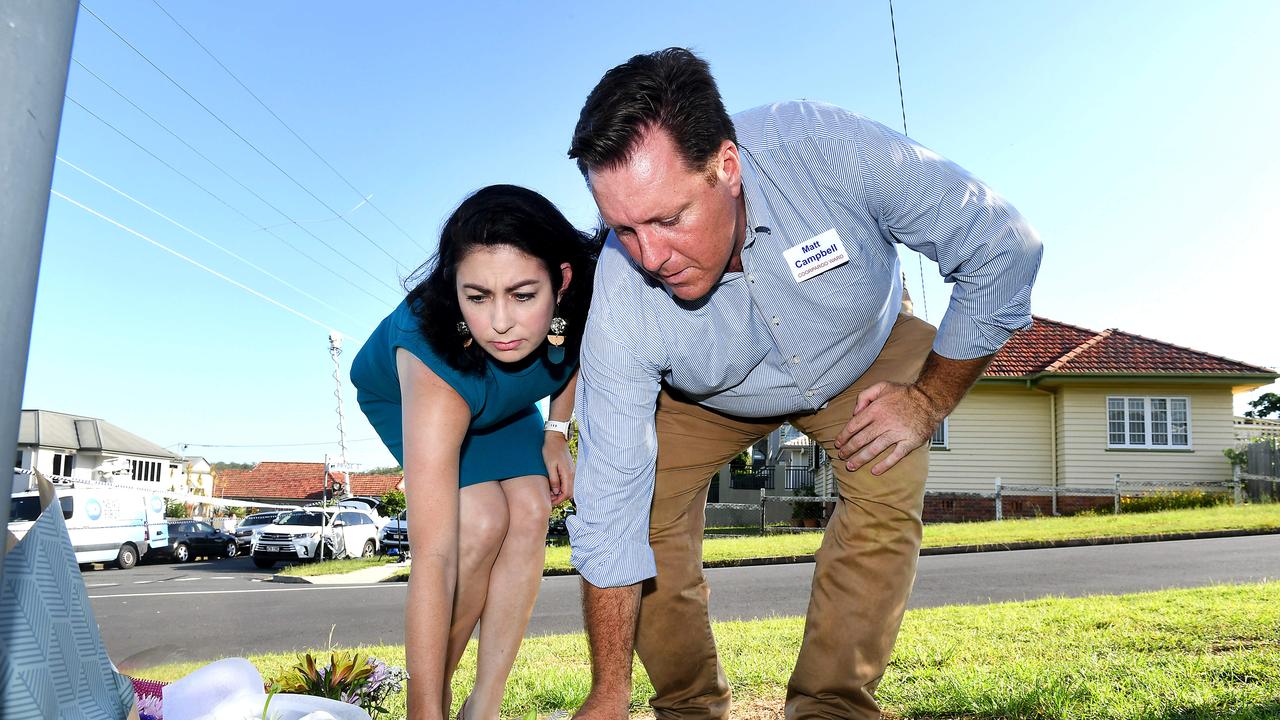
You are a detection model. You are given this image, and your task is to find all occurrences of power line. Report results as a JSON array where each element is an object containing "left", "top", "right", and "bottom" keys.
[
  {"left": 147, "top": 0, "right": 431, "bottom": 256},
  {"left": 63, "top": 93, "right": 400, "bottom": 301},
  {"left": 888, "top": 0, "right": 929, "bottom": 323},
  {"left": 52, "top": 189, "right": 350, "bottom": 337},
  {"left": 79, "top": 3, "right": 412, "bottom": 273},
  {"left": 176, "top": 437, "right": 380, "bottom": 449},
  {"left": 56, "top": 156, "right": 363, "bottom": 325}
]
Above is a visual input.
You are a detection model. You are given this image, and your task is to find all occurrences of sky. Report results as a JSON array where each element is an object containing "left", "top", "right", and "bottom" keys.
[{"left": 21, "top": 1, "right": 1280, "bottom": 469}]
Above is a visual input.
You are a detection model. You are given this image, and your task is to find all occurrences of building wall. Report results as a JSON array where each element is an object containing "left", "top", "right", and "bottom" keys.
[{"left": 925, "top": 384, "right": 1054, "bottom": 495}]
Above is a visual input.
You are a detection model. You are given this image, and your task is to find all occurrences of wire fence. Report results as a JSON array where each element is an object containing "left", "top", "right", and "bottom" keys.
[
  {"left": 707, "top": 488, "right": 835, "bottom": 534},
  {"left": 993, "top": 474, "right": 1242, "bottom": 521}
]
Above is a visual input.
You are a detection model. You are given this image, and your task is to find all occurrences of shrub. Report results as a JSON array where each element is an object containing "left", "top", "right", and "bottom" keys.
[
  {"left": 380, "top": 489, "right": 406, "bottom": 517},
  {"left": 1120, "top": 490, "right": 1230, "bottom": 514},
  {"left": 164, "top": 500, "right": 189, "bottom": 518}
]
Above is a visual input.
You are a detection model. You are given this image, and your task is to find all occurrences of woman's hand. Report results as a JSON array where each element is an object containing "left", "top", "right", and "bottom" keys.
[{"left": 542, "top": 433, "right": 575, "bottom": 505}]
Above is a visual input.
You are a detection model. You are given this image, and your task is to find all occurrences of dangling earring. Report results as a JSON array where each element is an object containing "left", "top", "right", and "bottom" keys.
[
  {"left": 546, "top": 315, "right": 567, "bottom": 364},
  {"left": 456, "top": 321, "right": 473, "bottom": 349}
]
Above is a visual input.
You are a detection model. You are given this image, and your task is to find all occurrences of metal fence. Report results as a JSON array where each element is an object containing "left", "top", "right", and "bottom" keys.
[
  {"left": 706, "top": 488, "right": 835, "bottom": 533},
  {"left": 993, "top": 474, "right": 1240, "bottom": 521},
  {"left": 728, "top": 465, "right": 815, "bottom": 491}
]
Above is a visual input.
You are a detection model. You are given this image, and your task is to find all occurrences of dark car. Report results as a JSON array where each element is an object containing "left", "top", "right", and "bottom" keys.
[
  {"left": 159, "top": 520, "right": 239, "bottom": 563},
  {"left": 233, "top": 511, "right": 285, "bottom": 553}
]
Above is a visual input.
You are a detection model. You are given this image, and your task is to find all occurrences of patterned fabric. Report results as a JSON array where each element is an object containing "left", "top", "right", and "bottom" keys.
[
  {"left": 568, "top": 100, "right": 1043, "bottom": 587},
  {"left": 1, "top": 477, "right": 136, "bottom": 719}
]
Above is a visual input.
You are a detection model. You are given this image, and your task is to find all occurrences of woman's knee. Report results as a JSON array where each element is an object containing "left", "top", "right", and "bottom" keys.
[
  {"left": 460, "top": 488, "right": 510, "bottom": 556},
  {"left": 506, "top": 483, "right": 552, "bottom": 538}
]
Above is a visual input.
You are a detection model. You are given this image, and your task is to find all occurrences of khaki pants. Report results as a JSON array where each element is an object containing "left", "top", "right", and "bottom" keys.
[{"left": 635, "top": 313, "right": 936, "bottom": 720}]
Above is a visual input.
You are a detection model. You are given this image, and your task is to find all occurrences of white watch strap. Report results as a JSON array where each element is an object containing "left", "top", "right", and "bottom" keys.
[{"left": 544, "top": 420, "right": 571, "bottom": 439}]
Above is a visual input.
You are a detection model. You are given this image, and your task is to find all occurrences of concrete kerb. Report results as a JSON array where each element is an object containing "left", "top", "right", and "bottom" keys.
[
  {"left": 270, "top": 559, "right": 410, "bottom": 585},
  {"left": 300, "top": 527, "right": 1280, "bottom": 583}
]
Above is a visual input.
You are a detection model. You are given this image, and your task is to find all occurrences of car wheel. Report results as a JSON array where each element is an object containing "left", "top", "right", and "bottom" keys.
[
  {"left": 253, "top": 557, "right": 275, "bottom": 569},
  {"left": 224, "top": 541, "right": 238, "bottom": 558},
  {"left": 362, "top": 539, "right": 376, "bottom": 558},
  {"left": 174, "top": 543, "right": 190, "bottom": 563},
  {"left": 115, "top": 543, "right": 138, "bottom": 570}
]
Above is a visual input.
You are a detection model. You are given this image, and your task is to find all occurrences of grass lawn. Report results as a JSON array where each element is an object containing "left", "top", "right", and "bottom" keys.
[
  {"left": 543, "top": 503, "right": 1280, "bottom": 572},
  {"left": 135, "top": 581, "right": 1280, "bottom": 719},
  {"left": 275, "top": 555, "right": 395, "bottom": 577}
]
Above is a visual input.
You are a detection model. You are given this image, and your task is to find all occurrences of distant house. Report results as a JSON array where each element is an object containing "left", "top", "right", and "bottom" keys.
[
  {"left": 12, "top": 409, "right": 185, "bottom": 495},
  {"left": 708, "top": 317, "right": 1277, "bottom": 524},
  {"left": 214, "top": 461, "right": 404, "bottom": 507}
]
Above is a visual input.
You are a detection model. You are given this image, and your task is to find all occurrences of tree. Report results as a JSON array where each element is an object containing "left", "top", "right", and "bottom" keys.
[
  {"left": 366, "top": 465, "right": 404, "bottom": 476},
  {"left": 1243, "top": 392, "right": 1280, "bottom": 419},
  {"left": 380, "top": 489, "right": 406, "bottom": 517}
]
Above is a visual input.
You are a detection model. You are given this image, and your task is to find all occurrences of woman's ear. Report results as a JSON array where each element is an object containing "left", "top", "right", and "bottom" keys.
[{"left": 556, "top": 262, "right": 573, "bottom": 304}]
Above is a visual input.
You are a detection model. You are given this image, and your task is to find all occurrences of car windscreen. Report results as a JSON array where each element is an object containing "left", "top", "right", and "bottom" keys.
[
  {"left": 10, "top": 496, "right": 73, "bottom": 522},
  {"left": 278, "top": 512, "right": 325, "bottom": 527},
  {"left": 242, "top": 515, "right": 275, "bottom": 526}
]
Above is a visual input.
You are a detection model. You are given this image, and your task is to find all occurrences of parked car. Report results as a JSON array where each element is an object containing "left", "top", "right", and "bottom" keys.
[
  {"left": 378, "top": 510, "right": 409, "bottom": 556},
  {"left": 306, "top": 496, "right": 390, "bottom": 528},
  {"left": 159, "top": 520, "right": 239, "bottom": 563},
  {"left": 233, "top": 511, "right": 286, "bottom": 553},
  {"left": 251, "top": 508, "right": 380, "bottom": 569}
]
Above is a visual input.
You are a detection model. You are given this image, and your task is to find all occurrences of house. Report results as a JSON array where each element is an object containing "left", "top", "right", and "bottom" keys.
[
  {"left": 12, "top": 409, "right": 185, "bottom": 495},
  {"left": 922, "top": 316, "right": 1275, "bottom": 521},
  {"left": 214, "top": 461, "right": 404, "bottom": 507},
  {"left": 706, "top": 317, "right": 1277, "bottom": 525}
]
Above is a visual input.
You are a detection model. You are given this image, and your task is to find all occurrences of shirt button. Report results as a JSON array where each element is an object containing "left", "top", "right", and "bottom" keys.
[
  {"left": 771, "top": 316, "right": 780, "bottom": 326},
  {"left": 791, "top": 356, "right": 801, "bottom": 365},
  {"left": 806, "top": 390, "right": 815, "bottom": 398},
  {"left": 747, "top": 273, "right": 756, "bottom": 283}
]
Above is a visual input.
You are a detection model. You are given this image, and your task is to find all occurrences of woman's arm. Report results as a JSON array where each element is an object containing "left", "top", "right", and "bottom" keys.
[
  {"left": 397, "top": 348, "right": 471, "bottom": 720},
  {"left": 543, "top": 369, "right": 579, "bottom": 505}
]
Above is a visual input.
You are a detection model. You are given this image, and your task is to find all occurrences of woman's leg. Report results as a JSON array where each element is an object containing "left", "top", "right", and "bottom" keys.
[
  {"left": 465, "top": 474, "right": 552, "bottom": 718},
  {"left": 441, "top": 481, "right": 510, "bottom": 717}
]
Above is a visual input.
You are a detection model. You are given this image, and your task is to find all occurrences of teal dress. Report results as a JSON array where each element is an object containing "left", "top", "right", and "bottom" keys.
[{"left": 351, "top": 299, "right": 575, "bottom": 487}]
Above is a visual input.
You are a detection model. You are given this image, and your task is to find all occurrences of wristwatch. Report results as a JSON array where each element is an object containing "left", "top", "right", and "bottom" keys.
[{"left": 543, "top": 420, "right": 571, "bottom": 439}]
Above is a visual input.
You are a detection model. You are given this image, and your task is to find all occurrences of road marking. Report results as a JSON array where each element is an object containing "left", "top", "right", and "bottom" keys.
[
  {"left": 85, "top": 583, "right": 119, "bottom": 588},
  {"left": 211, "top": 576, "right": 234, "bottom": 580},
  {"left": 175, "top": 577, "right": 199, "bottom": 582},
  {"left": 133, "top": 580, "right": 156, "bottom": 584},
  {"left": 89, "top": 584, "right": 407, "bottom": 599}
]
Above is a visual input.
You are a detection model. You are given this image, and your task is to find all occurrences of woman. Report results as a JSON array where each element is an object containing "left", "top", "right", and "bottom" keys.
[{"left": 351, "top": 185, "right": 598, "bottom": 720}]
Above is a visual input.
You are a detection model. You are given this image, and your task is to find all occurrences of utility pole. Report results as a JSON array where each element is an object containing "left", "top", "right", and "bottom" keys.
[
  {"left": 0, "top": 0, "right": 80, "bottom": 588},
  {"left": 329, "top": 332, "right": 351, "bottom": 497}
]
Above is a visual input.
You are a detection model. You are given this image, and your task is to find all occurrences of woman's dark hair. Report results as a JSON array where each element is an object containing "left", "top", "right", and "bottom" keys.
[
  {"left": 568, "top": 47, "right": 737, "bottom": 176},
  {"left": 404, "top": 185, "right": 602, "bottom": 374}
]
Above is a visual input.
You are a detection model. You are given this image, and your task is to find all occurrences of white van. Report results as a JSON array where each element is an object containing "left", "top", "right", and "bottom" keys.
[{"left": 7, "top": 486, "right": 168, "bottom": 569}]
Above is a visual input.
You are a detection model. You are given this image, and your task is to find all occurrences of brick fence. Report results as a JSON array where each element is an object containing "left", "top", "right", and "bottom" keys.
[{"left": 923, "top": 492, "right": 1117, "bottom": 523}]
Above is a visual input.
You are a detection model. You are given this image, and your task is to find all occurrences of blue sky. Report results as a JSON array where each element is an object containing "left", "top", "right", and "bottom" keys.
[{"left": 24, "top": 1, "right": 1279, "bottom": 468}]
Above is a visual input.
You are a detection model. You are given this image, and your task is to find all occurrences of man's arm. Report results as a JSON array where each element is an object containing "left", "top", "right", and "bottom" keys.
[{"left": 826, "top": 111, "right": 1042, "bottom": 473}]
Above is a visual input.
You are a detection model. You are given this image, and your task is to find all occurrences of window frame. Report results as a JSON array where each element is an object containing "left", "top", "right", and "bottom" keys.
[
  {"left": 1106, "top": 396, "right": 1193, "bottom": 450},
  {"left": 929, "top": 417, "right": 949, "bottom": 450}
]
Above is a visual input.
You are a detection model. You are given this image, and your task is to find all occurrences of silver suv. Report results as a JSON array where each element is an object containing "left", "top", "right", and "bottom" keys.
[{"left": 251, "top": 508, "right": 380, "bottom": 569}]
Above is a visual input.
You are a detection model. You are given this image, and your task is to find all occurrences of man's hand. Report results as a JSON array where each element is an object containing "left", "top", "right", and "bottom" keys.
[
  {"left": 834, "top": 351, "right": 996, "bottom": 475},
  {"left": 833, "top": 381, "right": 942, "bottom": 475}
]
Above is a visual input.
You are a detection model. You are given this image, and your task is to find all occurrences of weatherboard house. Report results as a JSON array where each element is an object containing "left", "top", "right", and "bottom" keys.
[{"left": 922, "top": 317, "right": 1276, "bottom": 521}]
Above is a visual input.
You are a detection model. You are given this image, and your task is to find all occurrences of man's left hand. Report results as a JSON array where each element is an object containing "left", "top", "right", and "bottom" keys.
[{"left": 833, "top": 381, "right": 943, "bottom": 476}]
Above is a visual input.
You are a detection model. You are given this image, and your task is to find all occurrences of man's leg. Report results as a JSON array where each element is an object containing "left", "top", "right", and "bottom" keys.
[
  {"left": 785, "top": 313, "right": 936, "bottom": 719},
  {"left": 636, "top": 388, "right": 778, "bottom": 720}
]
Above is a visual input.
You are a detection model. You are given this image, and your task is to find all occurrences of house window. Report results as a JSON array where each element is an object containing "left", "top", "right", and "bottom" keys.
[
  {"left": 129, "top": 459, "right": 162, "bottom": 482},
  {"left": 930, "top": 418, "right": 949, "bottom": 449},
  {"left": 52, "top": 453, "right": 75, "bottom": 478},
  {"left": 1107, "top": 397, "right": 1191, "bottom": 449},
  {"left": 15, "top": 449, "right": 24, "bottom": 470}
]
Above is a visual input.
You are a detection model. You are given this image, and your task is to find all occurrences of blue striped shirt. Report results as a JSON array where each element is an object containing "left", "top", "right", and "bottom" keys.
[{"left": 567, "top": 101, "right": 1043, "bottom": 587}]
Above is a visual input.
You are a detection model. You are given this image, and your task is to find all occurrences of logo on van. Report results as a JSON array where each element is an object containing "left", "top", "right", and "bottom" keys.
[
  {"left": 151, "top": 496, "right": 164, "bottom": 514},
  {"left": 85, "top": 499, "right": 103, "bottom": 521}
]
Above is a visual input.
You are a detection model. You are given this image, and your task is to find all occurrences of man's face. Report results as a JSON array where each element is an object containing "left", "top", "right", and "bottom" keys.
[{"left": 588, "top": 128, "right": 743, "bottom": 301}]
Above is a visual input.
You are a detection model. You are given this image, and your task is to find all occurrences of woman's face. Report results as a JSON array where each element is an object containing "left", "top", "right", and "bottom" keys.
[{"left": 455, "top": 245, "right": 571, "bottom": 364}]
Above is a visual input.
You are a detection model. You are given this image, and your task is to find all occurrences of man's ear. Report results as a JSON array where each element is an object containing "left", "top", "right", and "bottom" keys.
[{"left": 716, "top": 140, "right": 742, "bottom": 194}]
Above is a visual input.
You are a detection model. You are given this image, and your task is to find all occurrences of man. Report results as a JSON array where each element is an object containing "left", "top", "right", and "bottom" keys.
[{"left": 566, "top": 48, "right": 1041, "bottom": 720}]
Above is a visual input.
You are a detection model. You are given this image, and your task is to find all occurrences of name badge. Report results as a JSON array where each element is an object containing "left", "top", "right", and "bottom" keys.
[{"left": 782, "top": 229, "right": 848, "bottom": 282}]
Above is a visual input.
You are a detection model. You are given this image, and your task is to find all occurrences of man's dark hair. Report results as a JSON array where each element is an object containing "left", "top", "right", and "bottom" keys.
[
  {"left": 404, "top": 185, "right": 602, "bottom": 375},
  {"left": 569, "top": 47, "right": 737, "bottom": 177}
]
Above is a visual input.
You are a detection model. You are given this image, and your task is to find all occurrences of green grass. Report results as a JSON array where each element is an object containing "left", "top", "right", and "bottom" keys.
[
  {"left": 539, "top": 503, "right": 1280, "bottom": 572},
  {"left": 275, "top": 555, "right": 395, "bottom": 577},
  {"left": 134, "top": 581, "right": 1280, "bottom": 719}
]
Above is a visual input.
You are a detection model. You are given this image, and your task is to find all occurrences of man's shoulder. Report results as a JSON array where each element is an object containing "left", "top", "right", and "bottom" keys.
[
  {"left": 593, "top": 233, "right": 661, "bottom": 314},
  {"left": 732, "top": 100, "right": 877, "bottom": 151}
]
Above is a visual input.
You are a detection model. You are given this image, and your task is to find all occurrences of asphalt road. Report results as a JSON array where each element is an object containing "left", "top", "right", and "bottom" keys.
[{"left": 90, "top": 534, "right": 1280, "bottom": 670}]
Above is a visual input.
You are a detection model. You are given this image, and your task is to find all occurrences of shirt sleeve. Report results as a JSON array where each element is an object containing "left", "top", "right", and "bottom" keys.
[
  {"left": 839, "top": 114, "right": 1043, "bottom": 359},
  {"left": 566, "top": 288, "right": 664, "bottom": 588}
]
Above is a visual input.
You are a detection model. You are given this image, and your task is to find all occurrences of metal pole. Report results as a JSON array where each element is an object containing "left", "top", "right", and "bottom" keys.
[
  {"left": 0, "top": 0, "right": 80, "bottom": 589},
  {"left": 759, "top": 487, "right": 766, "bottom": 534},
  {"left": 994, "top": 477, "right": 1002, "bottom": 521},
  {"left": 1113, "top": 473, "right": 1121, "bottom": 515},
  {"left": 1232, "top": 464, "right": 1242, "bottom": 507},
  {"left": 329, "top": 331, "right": 351, "bottom": 497}
]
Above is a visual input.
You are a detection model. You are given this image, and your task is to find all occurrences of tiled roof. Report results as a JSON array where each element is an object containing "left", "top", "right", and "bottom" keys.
[
  {"left": 985, "top": 317, "right": 1276, "bottom": 378},
  {"left": 215, "top": 461, "right": 403, "bottom": 501}
]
